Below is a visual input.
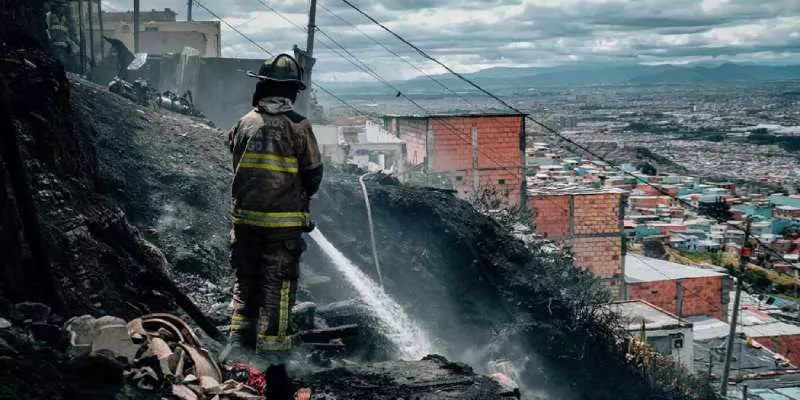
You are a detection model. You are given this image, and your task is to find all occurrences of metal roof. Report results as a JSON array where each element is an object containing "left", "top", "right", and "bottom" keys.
[
  {"left": 625, "top": 253, "right": 727, "bottom": 283},
  {"left": 608, "top": 300, "right": 691, "bottom": 331},
  {"left": 382, "top": 112, "right": 527, "bottom": 118}
]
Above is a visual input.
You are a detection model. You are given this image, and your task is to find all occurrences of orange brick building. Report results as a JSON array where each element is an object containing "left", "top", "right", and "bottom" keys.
[
  {"left": 528, "top": 188, "right": 625, "bottom": 296},
  {"left": 736, "top": 307, "right": 800, "bottom": 367},
  {"left": 383, "top": 113, "right": 526, "bottom": 208},
  {"left": 625, "top": 253, "right": 730, "bottom": 320}
]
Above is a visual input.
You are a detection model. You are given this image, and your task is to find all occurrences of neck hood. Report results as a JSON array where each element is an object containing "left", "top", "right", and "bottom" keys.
[{"left": 257, "top": 96, "right": 294, "bottom": 114}]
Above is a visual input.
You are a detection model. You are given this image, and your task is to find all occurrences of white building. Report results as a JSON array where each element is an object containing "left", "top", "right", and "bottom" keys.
[
  {"left": 97, "top": 9, "right": 221, "bottom": 57},
  {"left": 608, "top": 300, "right": 694, "bottom": 370}
]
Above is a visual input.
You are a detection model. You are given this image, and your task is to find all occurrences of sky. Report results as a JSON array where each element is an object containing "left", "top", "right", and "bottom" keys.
[{"left": 103, "top": 0, "right": 800, "bottom": 82}]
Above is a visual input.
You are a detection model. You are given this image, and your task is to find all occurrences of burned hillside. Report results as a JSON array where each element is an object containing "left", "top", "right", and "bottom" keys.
[{"left": 1, "top": 2, "right": 717, "bottom": 399}]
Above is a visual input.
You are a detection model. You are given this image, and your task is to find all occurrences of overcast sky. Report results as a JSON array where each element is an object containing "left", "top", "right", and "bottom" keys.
[{"left": 103, "top": 0, "right": 800, "bottom": 82}]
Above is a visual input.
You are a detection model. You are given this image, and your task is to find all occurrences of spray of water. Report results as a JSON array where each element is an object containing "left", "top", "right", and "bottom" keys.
[
  {"left": 359, "top": 172, "right": 383, "bottom": 287},
  {"left": 309, "top": 229, "right": 434, "bottom": 360}
]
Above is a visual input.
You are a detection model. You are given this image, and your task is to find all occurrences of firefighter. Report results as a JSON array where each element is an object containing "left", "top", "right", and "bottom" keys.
[
  {"left": 224, "top": 53, "right": 321, "bottom": 398},
  {"left": 46, "top": 2, "right": 78, "bottom": 72}
]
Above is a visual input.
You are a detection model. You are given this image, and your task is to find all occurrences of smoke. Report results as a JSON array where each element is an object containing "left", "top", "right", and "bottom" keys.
[{"left": 456, "top": 320, "right": 579, "bottom": 400}]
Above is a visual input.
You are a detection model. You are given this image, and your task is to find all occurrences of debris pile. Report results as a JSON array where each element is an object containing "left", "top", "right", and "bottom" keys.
[
  {"left": 108, "top": 76, "right": 155, "bottom": 106},
  {"left": 155, "top": 90, "right": 206, "bottom": 118}
]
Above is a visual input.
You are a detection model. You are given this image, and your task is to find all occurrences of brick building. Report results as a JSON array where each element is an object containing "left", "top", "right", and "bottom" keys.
[
  {"left": 528, "top": 187, "right": 625, "bottom": 297},
  {"left": 383, "top": 113, "right": 526, "bottom": 208},
  {"left": 625, "top": 253, "right": 731, "bottom": 320}
]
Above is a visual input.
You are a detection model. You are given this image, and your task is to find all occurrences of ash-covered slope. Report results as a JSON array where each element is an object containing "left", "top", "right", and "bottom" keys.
[
  {"left": 305, "top": 172, "right": 715, "bottom": 400},
  {"left": 70, "top": 78, "right": 231, "bottom": 279}
]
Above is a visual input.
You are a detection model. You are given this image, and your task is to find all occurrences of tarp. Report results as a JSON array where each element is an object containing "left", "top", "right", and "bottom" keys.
[{"left": 127, "top": 53, "right": 148, "bottom": 70}]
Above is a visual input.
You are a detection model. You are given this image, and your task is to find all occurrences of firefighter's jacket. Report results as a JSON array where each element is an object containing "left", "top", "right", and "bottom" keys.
[{"left": 227, "top": 96, "right": 323, "bottom": 241}]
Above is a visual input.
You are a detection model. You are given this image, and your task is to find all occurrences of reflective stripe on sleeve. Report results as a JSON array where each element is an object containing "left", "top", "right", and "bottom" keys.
[{"left": 232, "top": 209, "right": 309, "bottom": 229}]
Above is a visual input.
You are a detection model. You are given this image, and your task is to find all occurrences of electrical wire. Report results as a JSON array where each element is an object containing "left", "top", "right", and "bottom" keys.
[
  {"left": 198, "top": 0, "right": 785, "bottom": 341},
  {"left": 193, "top": 0, "right": 371, "bottom": 118},
  {"left": 337, "top": 0, "right": 790, "bottom": 265}
]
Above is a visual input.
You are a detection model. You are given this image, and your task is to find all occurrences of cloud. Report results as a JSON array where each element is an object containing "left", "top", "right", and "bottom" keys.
[{"left": 101, "top": 0, "right": 800, "bottom": 82}]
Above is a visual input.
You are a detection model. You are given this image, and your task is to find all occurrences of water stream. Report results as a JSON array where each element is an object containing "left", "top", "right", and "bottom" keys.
[{"left": 308, "top": 229, "right": 434, "bottom": 360}]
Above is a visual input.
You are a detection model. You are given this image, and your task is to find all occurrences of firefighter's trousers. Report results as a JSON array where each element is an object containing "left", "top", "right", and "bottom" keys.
[{"left": 229, "top": 235, "right": 305, "bottom": 359}]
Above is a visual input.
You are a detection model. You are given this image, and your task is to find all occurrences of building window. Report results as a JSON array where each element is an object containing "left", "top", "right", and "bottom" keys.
[
  {"left": 498, "top": 179, "right": 506, "bottom": 185},
  {"left": 145, "top": 26, "right": 159, "bottom": 32},
  {"left": 455, "top": 176, "right": 463, "bottom": 182}
]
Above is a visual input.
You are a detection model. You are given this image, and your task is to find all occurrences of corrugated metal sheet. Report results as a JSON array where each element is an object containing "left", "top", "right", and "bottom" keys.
[
  {"left": 775, "top": 387, "right": 800, "bottom": 399},
  {"left": 748, "top": 388, "right": 791, "bottom": 400}
]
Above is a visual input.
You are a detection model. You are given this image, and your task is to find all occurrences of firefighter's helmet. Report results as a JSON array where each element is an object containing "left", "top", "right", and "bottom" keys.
[{"left": 246, "top": 54, "right": 306, "bottom": 90}]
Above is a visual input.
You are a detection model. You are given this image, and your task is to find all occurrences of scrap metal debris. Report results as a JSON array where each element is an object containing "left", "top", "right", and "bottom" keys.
[
  {"left": 66, "top": 313, "right": 263, "bottom": 400},
  {"left": 108, "top": 76, "right": 154, "bottom": 106},
  {"left": 156, "top": 90, "right": 206, "bottom": 118}
]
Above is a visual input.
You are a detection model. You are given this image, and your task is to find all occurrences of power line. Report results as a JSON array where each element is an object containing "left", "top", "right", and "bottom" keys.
[
  {"left": 193, "top": 0, "right": 273, "bottom": 56},
  {"left": 321, "top": 2, "right": 793, "bottom": 343},
  {"left": 317, "top": 3, "right": 492, "bottom": 111},
  {"left": 337, "top": 0, "right": 789, "bottom": 265},
  {"left": 193, "top": 0, "right": 370, "bottom": 118}
]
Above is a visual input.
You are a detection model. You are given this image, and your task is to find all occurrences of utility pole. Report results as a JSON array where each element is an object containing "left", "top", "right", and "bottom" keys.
[
  {"left": 77, "top": 0, "right": 85, "bottom": 74},
  {"left": 293, "top": 0, "right": 317, "bottom": 118},
  {"left": 187, "top": 0, "right": 193, "bottom": 21},
  {"left": 133, "top": 0, "right": 140, "bottom": 53},
  {"left": 306, "top": 0, "right": 316, "bottom": 56},
  {"left": 98, "top": 0, "right": 105, "bottom": 62},
  {"left": 87, "top": 0, "right": 95, "bottom": 68},
  {"left": 720, "top": 217, "right": 752, "bottom": 396}
]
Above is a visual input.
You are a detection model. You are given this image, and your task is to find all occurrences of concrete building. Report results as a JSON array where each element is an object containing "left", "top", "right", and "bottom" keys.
[
  {"left": 625, "top": 253, "right": 731, "bottom": 320},
  {"left": 383, "top": 113, "right": 526, "bottom": 208},
  {"left": 691, "top": 316, "right": 797, "bottom": 396},
  {"left": 608, "top": 300, "right": 694, "bottom": 370},
  {"left": 528, "top": 187, "right": 625, "bottom": 297},
  {"left": 98, "top": 9, "right": 221, "bottom": 57},
  {"left": 776, "top": 206, "right": 800, "bottom": 220}
]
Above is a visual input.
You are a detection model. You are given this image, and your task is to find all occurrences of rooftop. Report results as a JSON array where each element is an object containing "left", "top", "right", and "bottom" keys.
[
  {"left": 607, "top": 300, "right": 691, "bottom": 331},
  {"left": 527, "top": 183, "right": 623, "bottom": 195},
  {"left": 625, "top": 253, "right": 726, "bottom": 283},
  {"left": 382, "top": 112, "right": 527, "bottom": 119}
]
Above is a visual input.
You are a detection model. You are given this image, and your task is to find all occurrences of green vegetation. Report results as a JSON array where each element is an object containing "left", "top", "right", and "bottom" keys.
[
  {"left": 674, "top": 249, "right": 726, "bottom": 266},
  {"left": 746, "top": 129, "right": 800, "bottom": 152}
]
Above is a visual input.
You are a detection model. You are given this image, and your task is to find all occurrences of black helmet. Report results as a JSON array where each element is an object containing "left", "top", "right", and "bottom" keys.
[{"left": 246, "top": 54, "right": 306, "bottom": 90}]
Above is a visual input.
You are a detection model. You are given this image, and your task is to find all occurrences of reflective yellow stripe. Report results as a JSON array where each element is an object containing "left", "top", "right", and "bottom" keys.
[
  {"left": 232, "top": 217, "right": 306, "bottom": 228},
  {"left": 242, "top": 152, "right": 297, "bottom": 163},
  {"left": 257, "top": 335, "right": 293, "bottom": 351},
  {"left": 237, "top": 152, "right": 299, "bottom": 173},
  {"left": 277, "top": 280, "right": 291, "bottom": 337},
  {"left": 237, "top": 162, "right": 298, "bottom": 173},
  {"left": 232, "top": 209, "right": 309, "bottom": 229}
]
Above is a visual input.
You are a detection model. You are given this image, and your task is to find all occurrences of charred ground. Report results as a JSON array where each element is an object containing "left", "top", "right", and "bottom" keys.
[{"left": 1, "top": 2, "right": 716, "bottom": 398}]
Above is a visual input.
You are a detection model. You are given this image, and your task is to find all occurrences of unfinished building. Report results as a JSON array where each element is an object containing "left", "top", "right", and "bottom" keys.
[
  {"left": 528, "top": 187, "right": 626, "bottom": 297},
  {"left": 383, "top": 113, "right": 527, "bottom": 208}
]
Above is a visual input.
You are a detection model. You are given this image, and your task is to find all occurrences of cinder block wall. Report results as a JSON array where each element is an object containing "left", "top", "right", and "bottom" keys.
[
  {"left": 388, "top": 115, "right": 525, "bottom": 208},
  {"left": 529, "top": 191, "right": 625, "bottom": 296},
  {"left": 626, "top": 276, "right": 726, "bottom": 320}
]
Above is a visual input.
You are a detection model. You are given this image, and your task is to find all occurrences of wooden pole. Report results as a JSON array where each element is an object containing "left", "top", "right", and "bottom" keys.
[
  {"left": 78, "top": 0, "right": 85, "bottom": 73},
  {"left": 133, "top": 0, "right": 140, "bottom": 53},
  {"left": 293, "top": 0, "right": 317, "bottom": 117},
  {"left": 87, "top": 0, "right": 95, "bottom": 68},
  {"left": 721, "top": 218, "right": 752, "bottom": 396},
  {"left": 98, "top": 0, "right": 105, "bottom": 62},
  {"left": 187, "top": 0, "right": 192, "bottom": 21},
  {"left": 306, "top": 0, "right": 316, "bottom": 56}
]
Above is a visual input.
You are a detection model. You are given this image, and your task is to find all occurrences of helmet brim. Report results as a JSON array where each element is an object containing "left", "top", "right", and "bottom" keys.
[{"left": 246, "top": 71, "right": 307, "bottom": 90}]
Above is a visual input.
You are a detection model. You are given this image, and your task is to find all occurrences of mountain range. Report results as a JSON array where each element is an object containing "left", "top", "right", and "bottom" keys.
[{"left": 322, "top": 63, "right": 800, "bottom": 95}]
